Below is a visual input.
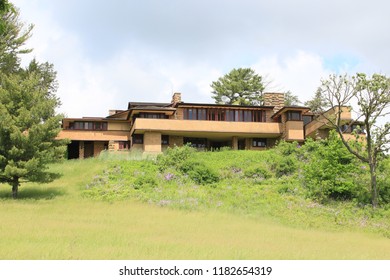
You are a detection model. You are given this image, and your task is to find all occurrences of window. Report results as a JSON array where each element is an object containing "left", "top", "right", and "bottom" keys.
[
  {"left": 351, "top": 124, "right": 365, "bottom": 134},
  {"left": 198, "top": 109, "right": 207, "bottom": 120},
  {"left": 340, "top": 124, "right": 349, "bottom": 133},
  {"left": 69, "top": 121, "right": 108, "bottom": 131},
  {"left": 161, "top": 135, "right": 169, "bottom": 145},
  {"left": 184, "top": 137, "right": 207, "bottom": 148},
  {"left": 183, "top": 107, "right": 266, "bottom": 122},
  {"left": 252, "top": 138, "right": 267, "bottom": 147},
  {"left": 303, "top": 115, "right": 313, "bottom": 126},
  {"left": 286, "top": 111, "right": 302, "bottom": 121},
  {"left": 139, "top": 113, "right": 167, "bottom": 119},
  {"left": 132, "top": 134, "right": 143, "bottom": 144},
  {"left": 118, "top": 141, "right": 130, "bottom": 150}
]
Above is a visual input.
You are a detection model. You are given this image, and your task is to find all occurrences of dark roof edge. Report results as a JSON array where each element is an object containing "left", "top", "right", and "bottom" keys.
[
  {"left": 176, "top": 102, "right": 275, "bottom": 109},
  {"left": 271, "top": 106, "right": 311, "bottom": 119}
]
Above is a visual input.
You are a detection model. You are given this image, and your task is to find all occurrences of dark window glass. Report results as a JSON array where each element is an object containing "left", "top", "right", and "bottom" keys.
[
  {"left": 198, "top": 109, "right": 207, "bottom": 120},
  {"left": 133, "top": 134, "right": 144, "bottom": 144},
  {"left": 287, "top": 111, "right": 302, "bottom": 121},
  {"left": 70, "top": 121, "right": 108, "bottom": 131},
  {"left": 183, "top": 137, "right": 207, "bottom": 148},
  {"left": 118, "top": 141, "right": 130, "bottom": 150},
  {"left": 303, "top": 115, "right": 313, "bottom": 125},
  {"left": 244, "top": 111, "right": 252, "bottom": 122},
  {"left": 161, "top": 135, "right": 169, "bottom": 145},
  {"left": 252, "top": 138, "right": 267, "bottom": 147},
  {"left": 351, "top": 124, "right": 365, "bottom": 134}
]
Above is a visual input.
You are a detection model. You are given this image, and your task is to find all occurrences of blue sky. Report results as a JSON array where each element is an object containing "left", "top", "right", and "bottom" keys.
[{"left": 12, "top": 0, "right": 390, "bottom": 117}]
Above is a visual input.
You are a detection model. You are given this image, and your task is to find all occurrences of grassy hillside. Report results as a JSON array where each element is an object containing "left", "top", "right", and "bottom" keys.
[{"left": 0, "top": 150, "right": 390, "bottom": 259}]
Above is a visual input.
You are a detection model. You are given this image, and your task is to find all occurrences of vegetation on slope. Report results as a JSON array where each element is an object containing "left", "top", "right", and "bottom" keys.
[
  {"left": 84, "top": 136, "right": 390, "bottom": 238},
  {"left": 1, "top": 148, "right": 390, "bottom": 259}
]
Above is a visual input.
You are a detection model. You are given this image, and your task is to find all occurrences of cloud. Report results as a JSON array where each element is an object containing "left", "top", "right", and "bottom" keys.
[
  {"left": 252, "top": 51, "right": 331, "bottom": 103},
  {"left": 12, "top": 0, "right": 390, "bottom": 118}
]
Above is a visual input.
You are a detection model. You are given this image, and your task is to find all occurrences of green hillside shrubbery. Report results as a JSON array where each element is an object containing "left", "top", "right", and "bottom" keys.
[{"left": 83, "top": 135, "right": 390, "bottom": 236}]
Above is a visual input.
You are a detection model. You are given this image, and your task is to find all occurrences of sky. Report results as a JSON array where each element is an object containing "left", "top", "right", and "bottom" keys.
[{"left": 12, "top": 0, "right": 390, "bottom": 118}]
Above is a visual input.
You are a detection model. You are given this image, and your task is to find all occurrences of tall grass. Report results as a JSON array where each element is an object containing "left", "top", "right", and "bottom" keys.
[{"left": 0, "top": 152, "right": 390, "bottom": 259}]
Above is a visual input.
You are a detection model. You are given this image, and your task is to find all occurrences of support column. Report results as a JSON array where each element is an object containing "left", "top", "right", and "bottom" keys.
[
  {"left": 79, "top": 141, "right": 85, "bottom": 159},
  {"left": 144, "top": 132, "right": 162, "bottom": 154},
  {"left": 232, "top": 136, "right": 238, "bottom": 150}
]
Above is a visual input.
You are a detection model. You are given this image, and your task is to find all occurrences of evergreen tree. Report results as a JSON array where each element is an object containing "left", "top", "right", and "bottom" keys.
[
  {"left": 0, "top": 2, "right": 66, "bottom": 198},
  {"left": 211, "top": 68, "right": 265, "bottom": 105},
  {"left": 304, "top": 87, "right": 330, "bottom": 113},
  {"left": 284, "top": 91, "right": 301, "bottom": 106}
]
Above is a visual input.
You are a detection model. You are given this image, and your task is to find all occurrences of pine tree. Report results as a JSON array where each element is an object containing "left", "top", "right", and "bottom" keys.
[
  {"left": 0, "top": 2, "right": 67, "bottom": 198},
  {"left": 211, "top": 68, "right": 265, "bottom": 105}
]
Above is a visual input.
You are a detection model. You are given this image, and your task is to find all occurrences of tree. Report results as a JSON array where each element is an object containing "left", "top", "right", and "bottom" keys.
[
  {"left": 304, "top": 87, "right": 330, "bottom": 113},
  {"left": 0, "top": 2, "right": 32, "bottom": 73},
  {"left": 211, "top": 68, "right": 265, "bottom": 105},
  {"left": 0, "top": 3, "right": 66, "bottom": 198},
  {"left": 318, "top": 73, "right": 390, "bottom": 207},
  {"left": 284, "top": 91, "right": 301, "bottom": 106}
]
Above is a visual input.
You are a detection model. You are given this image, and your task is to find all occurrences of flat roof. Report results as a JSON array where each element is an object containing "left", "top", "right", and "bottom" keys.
[
  {"left": 177, "top": 102, "right": 275, "bottom": 110},
  {"left": 128, "top": 102, "right": 172, "bottom": 109},
  {"left": 271, "top": 106, "right": 311, "bottom": 119}
]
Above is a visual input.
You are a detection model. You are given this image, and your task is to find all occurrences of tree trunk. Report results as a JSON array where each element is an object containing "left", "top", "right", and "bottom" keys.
[
  {"left": 12, "top": 179, "right": 19, "bottom": 199},
  {"left": 369, "top": 163, "right": 378, "bottom": 208}
]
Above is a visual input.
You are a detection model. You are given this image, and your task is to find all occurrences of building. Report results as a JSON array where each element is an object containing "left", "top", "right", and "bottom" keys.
[{"left": 56, "top": 92, "right": 362, "bottom": 159}]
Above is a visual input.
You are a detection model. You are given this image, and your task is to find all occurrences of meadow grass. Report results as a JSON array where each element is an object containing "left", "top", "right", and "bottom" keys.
[{"left": 1, "top": 153, "right": 390, "bottom": 259}]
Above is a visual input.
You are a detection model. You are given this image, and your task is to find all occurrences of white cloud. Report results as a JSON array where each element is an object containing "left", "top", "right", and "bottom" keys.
[{"left": 252, "top": 51, "right": 331, "bottom": 103}]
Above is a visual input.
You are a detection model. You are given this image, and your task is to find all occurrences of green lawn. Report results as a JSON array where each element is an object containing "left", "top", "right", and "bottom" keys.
[{"left": 1, "top": 156, "right": 390, "bottom": 259}]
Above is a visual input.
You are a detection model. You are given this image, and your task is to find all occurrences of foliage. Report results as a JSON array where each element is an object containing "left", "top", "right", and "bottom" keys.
[
  {"left": 81, "top": 149, "right": 390, "bottom": 240},
  {"left": 0, "top": 5, "right": 66, "bottom": 198},
  {"left": 156, "top": 144, "right": 196, "bottom": 171},
  {"left": 211, "top": 68, "right": 265, "bottom": 105},
  {"left": 304, "top": 87, "right": 330, "bottom": 113},
  {"left": 318, "top": 73, "right": 390, "bottom": 207},
  {"left": 270, "top": 141, "right": 300, "bottom": 178},
  {"left": 179, "top": 159, "right": 219, "bottom": 185},
  {"left": 0, "top": 4, "right": 33, "bottom": 73},
  {"left": 2, "top": 158, "right": 390, "bottom": 259},
  {"left": 284, "top": 91, "right": 301, "bottom": 106},
  {"left": 378, "top": 157, "right": 390, "bottom": 203},
  {"left": 301, "top": 132, "right": 368, "bottom": 202}
]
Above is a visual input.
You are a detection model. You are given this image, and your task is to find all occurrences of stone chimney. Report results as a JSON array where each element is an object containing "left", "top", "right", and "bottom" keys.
[
  {"left": 171, "top": 92, "right": 182, "bottom": 104},
  {"left": 263, "top": 92, "right": 285, "bottom": 113}
]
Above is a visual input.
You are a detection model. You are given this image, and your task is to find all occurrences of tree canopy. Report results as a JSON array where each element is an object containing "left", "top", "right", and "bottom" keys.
[
  {"left": 284, "top": 91, "right": 301, "bottom": 106},
  {"left": 304, "top": 87, "right": 330, "bottom": 113},
  {"left": 318, "top": 73, "right": 390, "bottom": 207},
  {"left": 211, "top": 68, "right": 265, "bottom": 105},
  {"left": 0, "top": 2, "right": 66, "bottom": 198}
]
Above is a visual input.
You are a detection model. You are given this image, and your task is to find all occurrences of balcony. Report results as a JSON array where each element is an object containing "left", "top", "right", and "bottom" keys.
[
  {"left": 305, "top": 106, "right": 352, "bottom": 138},
  {"left": 130, "top": 118, "right": 282, "bottom": 138},
  {"left": 56, "top": 130, "right": 130, "bottom": 141}
]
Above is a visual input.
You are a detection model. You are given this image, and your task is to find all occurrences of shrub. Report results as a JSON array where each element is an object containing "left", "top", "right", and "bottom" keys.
[
  {"left": 272, "top": 156, "right": 297, "bottom": 178},
  {"left": 133, "top": 174, "right": 157, "bottom": 190},
  {"left": 269, "top": 141, "right": 301, "bottom": 178},
  {"left": 378, "top": 157, "right": 390, "bottom": 203},
  {"left": 180, "top": 160, "right": 219, "bottom": 185},
  {"left": 244, "top": 165, "right": 272, "bottom": 180},
  {"left": 302, "top": 131, "right": 368, "bottom": 202},
  {"left": 156, "top": 144, "right": 195, "bottom": 171}
]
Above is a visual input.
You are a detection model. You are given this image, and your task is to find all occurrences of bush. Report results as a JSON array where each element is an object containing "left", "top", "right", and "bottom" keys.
[
  {"left": 180, "top": 160, "right": 219, "bottom": 185},
  {"left": 133, "top": 173, "right": 157, "bottom": 190},
  {"left": 156, "top": 145, "right": 196, "bottom": 171},
  {"left": 244, "top": 165, "right": 272, "bottom": 180},
  {"left": 270, "top": 141, "right": 300, "bottom": 178},
  {"left": 302, "top": 131, "right": 368, "bottom": 202},
  {"left": 378, "top": 157, "right": 390, "bottom": 203}
]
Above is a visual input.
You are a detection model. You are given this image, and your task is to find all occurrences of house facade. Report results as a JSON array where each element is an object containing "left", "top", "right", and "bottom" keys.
[{"left": 56, "top": 92, "right": 360, "bottom": 159}]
